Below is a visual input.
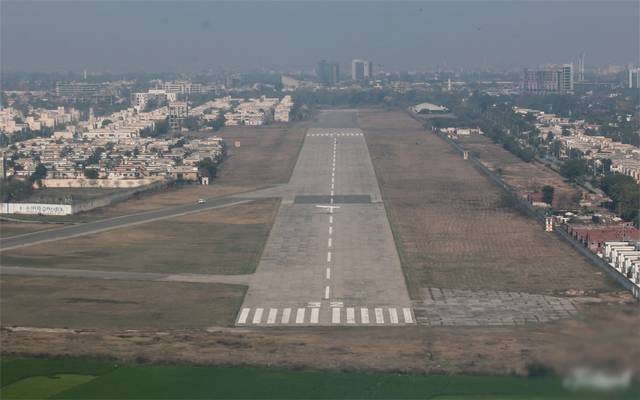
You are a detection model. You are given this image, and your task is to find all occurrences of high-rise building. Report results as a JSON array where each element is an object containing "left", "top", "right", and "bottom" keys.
[
  {"left": 316, "top": 60, "right": 340, "bottom": 86},
  {"left": 522, "top": 64, "right": 573, "bottom": 94},
  {"left": 351, "top": 59, "right": 373, "bottom": 81},
  {"left": 576, "top": 52, "right": 585, "bottom": 82},
  {"left": 627, "top": 68, "right": 640, "bottom": 88},
  {"left": 55, "top": 82, "right": 103, "bottom": 97}
]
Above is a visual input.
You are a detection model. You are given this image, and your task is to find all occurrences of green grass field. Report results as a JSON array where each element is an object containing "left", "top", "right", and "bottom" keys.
[{"left": 1, "top": 357, "right": 636, "bottom": 399}]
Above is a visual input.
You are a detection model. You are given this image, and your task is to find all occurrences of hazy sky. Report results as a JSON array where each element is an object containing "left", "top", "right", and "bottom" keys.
[{"left": 1, "top": 1, "right": 638, "bottom": 73}]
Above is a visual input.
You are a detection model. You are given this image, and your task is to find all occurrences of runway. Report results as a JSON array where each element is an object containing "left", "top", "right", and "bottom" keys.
[{"left": 237, "top": 111, "right": 414, "bottom": 326}]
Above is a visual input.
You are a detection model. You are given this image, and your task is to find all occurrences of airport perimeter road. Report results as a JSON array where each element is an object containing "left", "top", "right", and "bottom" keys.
[
  {"left": 237, "top": 111, "right": 414, "bottom": 327},
  {"left": 0, "top": 196, "right": 254, "bottom": 251}
]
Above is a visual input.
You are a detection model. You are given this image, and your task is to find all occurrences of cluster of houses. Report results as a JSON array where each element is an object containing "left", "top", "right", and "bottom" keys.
[
  {"left": 0, "top": 106, "right": 81, "bottom": 134},
  {"left": 514, "top": 107, "right": 640, "bottom": 183},
  {"left": 603, "top": 241, "right": 640, "bottom": 294},
  {"left": 2, "top": 135, "right": 224, "bottom": 186},
  {"left": 224, "top": 95, "right": 293, "bottom": 126}
]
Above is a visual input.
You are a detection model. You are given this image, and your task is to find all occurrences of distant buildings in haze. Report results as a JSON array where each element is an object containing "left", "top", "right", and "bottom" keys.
[
  {"left": 351, "top": 59, "right": 373, "bottom": 81},
  {"left": 316, "top": 60, "right": 340, "bottom": 86},
  {"left": 522, "top": 63, "right": 574, "bottom": 94}
]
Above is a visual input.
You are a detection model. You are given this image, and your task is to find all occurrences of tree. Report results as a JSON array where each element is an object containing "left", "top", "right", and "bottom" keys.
[
  {"left": 196, "top": 157, "right": 217, "bottom": 179},
  {"left": 101, "top": 119, "right": 113, "bottom": 127},
  {"left": 600, "top": 174, "right": 640, "bottom": 225},
  {"left": 29, "top": 163, "right": 47, "bottom": 183},
  {"left": 83, "top": 168, "right": 99, "bottom": 179},
  {"left": 541, "top": 185, "right": 555, "bottom": 205},
  {"left": 560, "top": 159, "right": 587, "bottom": 182}
]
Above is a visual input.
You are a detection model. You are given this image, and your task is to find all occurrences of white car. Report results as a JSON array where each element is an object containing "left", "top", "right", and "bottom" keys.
[{"left": 197, "top": 198, "right": 206, "bottom": 204}]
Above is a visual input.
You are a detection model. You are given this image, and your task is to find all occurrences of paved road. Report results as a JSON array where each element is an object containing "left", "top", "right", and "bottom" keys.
[
  {"left": 237, "top": 111, "right": 414, "bottom": 326},
  {"left": 0, "top": 196, "right": 254, "bottom": 251}
]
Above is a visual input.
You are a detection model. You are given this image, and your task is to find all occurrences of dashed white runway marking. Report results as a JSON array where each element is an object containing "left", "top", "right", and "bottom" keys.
[
  {"left": 361, "top": 308, "right": 370, "bottom": 324},
  {"left": 328, "top": 226, "right": 332, "bottom": 235},
  {"left": 331, "top": 183, "right": 334, "bottom": 190},
  {"left": 281, "top": 308, "right": 291, "bottom": 324},
  {"left": 327, "top": 251, "right": 332, "bottom": 262},
  {"left": 326, "top": 267, "right": 331, "bottom": 279},
  {"left": 346, "top": 307, "right": 355, "bottom": 324},
  {"left": 267, "top": 308, "right": 277, "bottom": 324},
  {"left": 310, "top": 307, "right": 319, "bottom": 324},
  {"left": 328, "top": 238, "right": 332, "bottom": 247},
  {"left": 324, "top": 285, "right": 330, "bottom": 299},
  {"left": 332, "top": 307, "right": 341, "bottom": 323},
  {"left": 253, "top": 308, "right": 264, "bottom": 324},
  {"left": 295, "top": 308, "right": 305, "bottom": 324},
  {"left": 403, "top": 307, "right": 414, "bottom": 323},
  {"left": 237, "top": 306, "right": 415, "bottom": 325},
  {"left": 238, "top": 308, "right": 250, "bottom": 324},
  {"left": 329, "top": 216, "right": 333, "bottom": 224},
  {"left": 389, "top": 308, "right": 399, "bottom": 324},
  {"left": 330, "top": 190, "right": 334, "bottom": 196},
  {"left": 375, "top": 308, "right": 384, "bottom": 324}
]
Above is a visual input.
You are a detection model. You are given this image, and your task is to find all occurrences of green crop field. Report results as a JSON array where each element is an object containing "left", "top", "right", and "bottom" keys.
[{"left": 1, "top": 357, "right": 636, "bottom": 399}]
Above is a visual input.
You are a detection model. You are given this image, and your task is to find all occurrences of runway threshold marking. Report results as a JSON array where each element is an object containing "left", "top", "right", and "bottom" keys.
[
  {"left": 375, "top": 308, "right": 384, "bottom": 324},
  {"left": 253, "top": 308, "right": 264, "bottom": 324},
  {"left": 238, "top": 308, "right": 250, "bottom": 324},
  {"left": 281, "top": 308, "right": 292, "bottom": 324},
  {"left": 403, "top": 307, "right": 414, "bottom": 323},
  {"left": 361, "top": 308, "right": 370, "bottom": 324},
  {"left": 332, "top": 307, "right": 341, "bottom": 323},
  {"left": 267, "top": 308, "right": 277, "bottom": 324},
  {"left": 389, "top": 308, "right": 399, "bottom": 324},
  {"left": 295, "top": 308, "right": 305, "bottom": 324},
  {"left": 310, "top": 307, "right": 320, "bottom": 324},
  {"left": 346, "top": 307, "right": 355, "bottom": 324}
]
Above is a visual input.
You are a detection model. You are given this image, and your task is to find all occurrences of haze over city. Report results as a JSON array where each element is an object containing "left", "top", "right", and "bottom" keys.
[
  {"left": 1, "top": 1, "right": 639, "bottom": 399},
  {"left": 1, "top": 0, "right": 638, "bottom": 72}
]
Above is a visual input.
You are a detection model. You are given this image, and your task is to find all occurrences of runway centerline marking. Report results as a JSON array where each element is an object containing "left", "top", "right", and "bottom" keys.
[
  {"left": 327, "top": 251, "right": 332, "bottom": 262},
  {"left": 328, "top": 238, "right": 332, "bottom": 247},
  {"left": 326, "top": 267, "right": 331, "bottom": 279},
  {"left": 324, "top": 285, "right": 330, "bottom": 299},
  {"left": 329, "top": 216, "right": 333, "bottom": 224},
  {"left": 328, "top": 226, "right": 332, "bottom": 235}
]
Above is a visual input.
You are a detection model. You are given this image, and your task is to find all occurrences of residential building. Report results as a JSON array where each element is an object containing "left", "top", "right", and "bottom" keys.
[
  {"left": 522, "top": 64, "right": 573, "bottom": 94},
  {"left": 352, "top": 59, "right": 373, "bottom": 81},
  {"left": 316, "top": 60, "right": 340, "bottom": 86}
]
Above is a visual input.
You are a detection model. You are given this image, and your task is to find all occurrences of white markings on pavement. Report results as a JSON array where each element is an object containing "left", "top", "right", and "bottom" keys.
[
  {"left": 237, "top": 308, "right": 250, "bottom": 324},
  {"left": 327, "top": 251, "right": 332, "bottom": 262},
  {"left": 310, "top": 307, "right": 320, "bottom": 323},
  {"left": 375, "top": 308, "right": 384, "bottom": 324},
  {"left": 236, "top": 306, "right": 414, "bottom": 325},
  {"left": 389, "top": 308, "right": 399, "bottom": 324},
  {"left": 329, "top": 216, "right": 333, "bottom": 224},
  {"left": 295, "top": 308, "right": 305, "bottom": 324},
  {"left": 328, "top": 226, "right": 332, "bottom": 235},
  {"left": 346, "top": 307, "right": 355, "bottom": 324},
  {"left": 253, "top": 308, "right": 264, "bottom": 324},
  {"left": 324, "top": 285, "right": 330, "bottom": 299},
  {"left": 360, "top": 308, "right": 370, "bottom": 324},
  {"left": 403, "top": 307, "right": 414, "bottom": 323},
  {"left": 332, "top": 307, "right": 341, "bottom": 323},
  {"left": 326, "top": 268, "right": 331, "bottom": 279},
  {"left": 328, "top": 238, "right": 332, "bottom": 248},
  {"left": 281, "top": 308, "right": 291, "bottom": 324},
  {"left": 267, "top": 308, "right": 277, "bottom": 324}
]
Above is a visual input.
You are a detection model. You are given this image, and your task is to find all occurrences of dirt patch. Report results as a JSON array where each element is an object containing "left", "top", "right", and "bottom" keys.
[
  {"left": 1, "top": 198, "right": 280, "bottom": 275},
  {"left": 457, "top": 135, "right": 579, "bottom": 209}
]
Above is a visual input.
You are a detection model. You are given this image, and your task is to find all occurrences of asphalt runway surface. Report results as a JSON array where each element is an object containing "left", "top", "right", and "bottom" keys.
[{"left": 237, "top": 110, "right": 414, "bottom": 326}]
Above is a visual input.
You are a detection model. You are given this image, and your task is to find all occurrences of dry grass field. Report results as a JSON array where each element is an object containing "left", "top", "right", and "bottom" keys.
[
  {"left": 457, "top": 135, "right": 579, "bottom": 209},
  {"left": 0, "top": 276, "right": 246, "bottom": 329},
  {"left": 0, "top": 222, "right": 55, "bottom": 238},
  {"left": 1, "top": 198, "right": 279, "bottom": 275},
  {"left": 358, "top": 110, "right": 618, "bottom": 298}
]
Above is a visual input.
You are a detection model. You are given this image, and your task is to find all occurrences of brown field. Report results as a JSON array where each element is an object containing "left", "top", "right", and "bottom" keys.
[
  {"left": 0, "top": 276, "right": 245, "bottom": 329},
  {"left": 2, "top": 296, "right": 638, "bottom": 376},
  {"left": 1, "top": 198, "right": 279, "bottom": 275},
  {"left": 457, "top": 135, "right": 579, "bottom": 209},
  {"left": 358, "top": 110, "right": 618, "bottom": 298}
]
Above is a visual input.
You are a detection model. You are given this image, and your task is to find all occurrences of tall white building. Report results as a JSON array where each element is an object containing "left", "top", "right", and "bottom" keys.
[{"left": 351, "top": 59, "right": 373, "bottom": 81}]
